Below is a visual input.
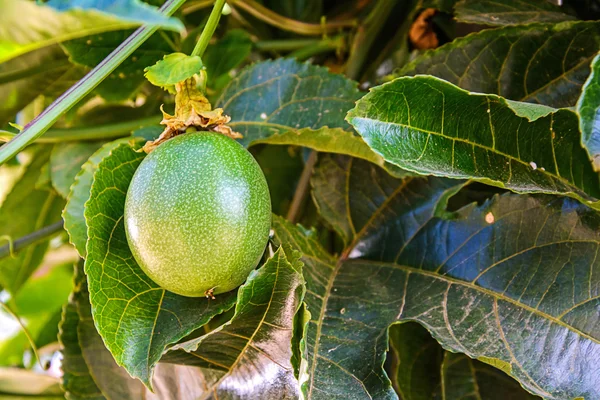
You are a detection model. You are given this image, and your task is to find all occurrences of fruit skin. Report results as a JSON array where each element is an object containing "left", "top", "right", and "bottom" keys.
[{"left": 124, "top": 132, "right": 271, "bottom": 297}]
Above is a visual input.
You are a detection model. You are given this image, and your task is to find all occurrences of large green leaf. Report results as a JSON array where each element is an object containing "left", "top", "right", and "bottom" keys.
[
  {"left": 84, "top": 141, "right": 236, "bottom": 387},
  {"left": 577, "top": 52, "right": 600, "bottom": 170},
  {"left": 50, "top": 141, "right": 104, "bottom": 198},
  {"left": 0, "top": 0, "right": 139, "bottom": 64},
  {"left": 60, "top": 263, "right": 223, "bottom": 400},
  {"left": 217, "top": 59, "right": 360, "bottom": 147},
  {"left": 347, "top": 75, "right": 600, "bottom": 210},
  {"left": 454, "top": 0, "right": 576, "bottom": 26},
  {"left": 273, "top": 154, "right": 600, "bottom": 399},
  {"left": 163, "top": 246, "right": 304, "bottom": 399},
  {"left": 388, "top": 323, "right": 539, "bottom": 399},
  {"left": 63, "top": 138, "right": 136, "bottom": 257},
  {"left": 62, "top": 30, "right": 175, "bottom": 101},
  {"left": 394, "top": 21, "right": 600, "bottom": 108},
  {"left": 0, "top": 147, "right": 64, "bottom": 294}
]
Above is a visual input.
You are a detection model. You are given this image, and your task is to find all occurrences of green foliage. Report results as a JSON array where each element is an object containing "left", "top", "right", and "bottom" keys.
[
  {"left": 0, "top": 147, "right": 64, "bottom": 294},
  {"left": 275, "top": 154, "right": 600, "bottom": 399},
  {"left": 144, "top": 53, "right": 203, "bottom": 90},
  {"left": 395, "top": 21, "right": 600, "bottom": 108},
  {"left": 2, "top": 0, "right": 600, "bottom": 398},
  {"left": 164, "top": 246, "right": 305, "bottom": 399},
  {"left": 348, "top": 76, "right": 600, "bottom": 209},
  {"left": 578, "top": 53, "right": 600, "bottom": 170},
  {"left": 83, "top": 140, "right": 236, "bottom": 387}
]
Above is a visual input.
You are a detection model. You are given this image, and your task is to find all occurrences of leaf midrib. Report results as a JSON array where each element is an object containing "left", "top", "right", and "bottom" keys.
[{"left": 352, "top": 115, "right": 591, "bottom": 196}]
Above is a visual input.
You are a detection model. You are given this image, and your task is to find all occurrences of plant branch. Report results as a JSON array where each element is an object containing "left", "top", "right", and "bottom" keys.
[
  {"left": 288, "top": 35, "right": 345, "bottom": 60},
  {"left": 0, "top": 116, "right": 160, "bottom": 143},
  {"left": 191, "top": 0, "right": 227, "bottom": 57},
  {"left": 0, "top": 0, "right": 187, "bottom": 166},
  {"left": 345, "top": 0, "right": 399, "bottom": 80},
  {"left": 0, "top": 221, "right": 64, "bottom": 260},
  {"left": 286, "top": 151, "right": 318, "bottom": 223},
  {"left": 229, "top": 0, "right": 356, "bottom": 36}
]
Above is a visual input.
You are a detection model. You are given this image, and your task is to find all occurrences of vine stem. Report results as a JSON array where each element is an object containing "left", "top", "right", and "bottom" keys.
[
  {"left": 191, "top": 0, "right": 227, "bottom": 57},
  {"left": 0, "top": 221, "right": 64, "bottom": 260},
  {"left": 0, "top": 116, "right": 160, "bottom": 143},
  {"left": 0, "top": 0, "right": 187, "bottom": 166}
]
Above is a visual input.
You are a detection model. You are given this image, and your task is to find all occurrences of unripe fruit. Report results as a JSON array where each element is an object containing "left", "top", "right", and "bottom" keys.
[{"left": 124, "top": 132, "right": 271, "bottom": 297}]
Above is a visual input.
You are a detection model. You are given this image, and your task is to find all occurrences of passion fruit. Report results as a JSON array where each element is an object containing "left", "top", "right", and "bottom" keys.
[{"left": 124, "top": 132, "right": 271, "bottom": 297}]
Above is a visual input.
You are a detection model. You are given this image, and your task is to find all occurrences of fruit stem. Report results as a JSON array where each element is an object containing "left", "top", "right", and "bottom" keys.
[
  {"left": 191, "top": 0, "right": 227, "bottom": 58},
  {"left": 0, "top": 0, "right": 187, "bottom": 166}
]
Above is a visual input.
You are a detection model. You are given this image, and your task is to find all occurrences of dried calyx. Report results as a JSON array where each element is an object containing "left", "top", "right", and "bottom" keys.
[{"left": 143, "top": 74, "right": 241, "bottom": 153}]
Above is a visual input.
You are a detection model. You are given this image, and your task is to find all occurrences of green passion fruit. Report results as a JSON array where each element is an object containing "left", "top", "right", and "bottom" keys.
[{"left": 124, "top": 132, "right": 271, "bottom": 297}]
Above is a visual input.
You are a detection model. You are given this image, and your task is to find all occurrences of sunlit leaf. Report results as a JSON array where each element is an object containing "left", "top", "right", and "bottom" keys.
[
  {"left": 164, "top": 246, "right": 304, "bottom": 399},
  {"left": 577, "top": 52, "right": 600, "bottom": 170},
  {"left": 347, "top": 75, "right": 600, "bottom": 210}
]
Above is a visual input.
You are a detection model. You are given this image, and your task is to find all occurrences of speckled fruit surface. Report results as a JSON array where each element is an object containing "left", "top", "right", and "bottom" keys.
[{"left": 124, "top": 132, "right": 271, "bottom": 297}]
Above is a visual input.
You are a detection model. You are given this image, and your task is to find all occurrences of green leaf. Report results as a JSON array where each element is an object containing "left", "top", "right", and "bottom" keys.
[
  {"left": 388, "top": 323, "right": 443, "bottom": 400},
  {"left": 62, "top": 30, "right": 176, "bottom": 101},
  {"left": 394, "top": 21, "right": 600, "bottom": 108},
  {"left": 0, "top": 0, "right": 141, "bottom": 64},
  {"left": 46, "top": 0, "right": 184, "bottom": 32},
  {"left": 347, "top": 75, "right": 600, "bottom": 210},
  {"left": 63, "top": 138, "right": 139, "bottom": 257},
  {"left": 84, "top": 141, "right": 236, "bottom": 387},
  {"left": 0, "top": 47, "right": 85, "bottom": 126},
  {"left": 0, "top": 147, "right": 65, "bottom": 294},
  {"left": 217, "top": 59, "right": 361, "bottom": 147},
  {"left": 274, "top": 154, "right": 600, "bottom": 399},
  {"left": 61, "top": 262, "right": 223, "bottom": 400},
  {"left": 454, "top": 0, "right": 576, "bottom": 26},
  {"left": 163, "top": 246, "right": 304, "bottom": 399},
  {"left": 59, "top": 281, "right": 105, "bottom": 400},
  {"left": 50, "top": 141, "right": 104, "bottom": 198},
  {"left": 0, "top": 262, "right": 73, "bottom": 367},
  {"left": 144, "top": 53, "right": 203, "bottom": 89},
  {"left": 577, "top": 52, "right": 600, "bottom": 170},
  {"left": 254, "top": 127, "right": 407, "bottom": 176}
]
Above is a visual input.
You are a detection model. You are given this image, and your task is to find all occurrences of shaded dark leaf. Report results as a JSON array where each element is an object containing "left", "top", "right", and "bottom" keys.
[
  {"left": 394, "top": 21, "right": 600, "bottom": 108},
  {"left": 273, "top": 153, "right": 600, "bottom": 399},
  {"left": 455, "top": 0, "right": 576, "bottom": 26}
]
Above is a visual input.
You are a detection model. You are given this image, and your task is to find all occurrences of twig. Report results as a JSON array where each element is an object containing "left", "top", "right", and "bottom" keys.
[
  {"left": 286, "top": 151, "right": 318, "bottom": 223},
  {"left": 0, "top": 221, "right": 64, "bottom": 260},
  {"left": 0, "top": 0, "right": 188, "bottom": 166},
  {"left": 229, "top": 0, "right": 356, "bottom": 36}
]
